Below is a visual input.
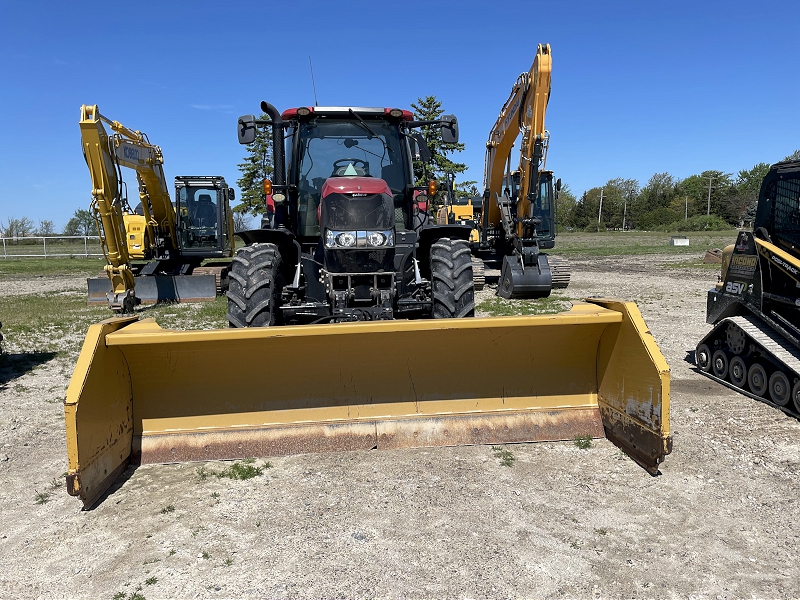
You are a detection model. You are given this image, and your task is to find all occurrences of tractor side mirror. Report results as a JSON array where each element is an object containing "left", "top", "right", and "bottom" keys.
[
  {"left": 440, "top": 114, "right": 459, "bottom": 144},
  {"left": 228, "top": 188, "right": 236, "bottom": 201},
  {"left": 556, "top": 178, "right": 562, "bottom": 192},
  {"left": 237, "top": 115, "right": 257, "bottom": 145},
  {"left": 411, "top": 133, "right": 432, "bottom": 163}
]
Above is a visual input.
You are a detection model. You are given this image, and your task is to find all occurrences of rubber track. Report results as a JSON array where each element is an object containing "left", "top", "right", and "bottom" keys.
[
  {"left": 698, "top": 315, "right": 800, "bottom": 419},
  {"left": 431, "top": 238, "right": 475, "bottom": 318},
  {"left": 471, "top": 258, "right": 486, "bottom": 291},
  {"left": 547, "top": 255, "right": 571, "bottom": 290}
]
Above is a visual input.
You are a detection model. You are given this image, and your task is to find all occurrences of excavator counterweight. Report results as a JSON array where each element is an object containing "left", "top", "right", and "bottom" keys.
[{"left": 65, "top": 299, "right": 670, "bottom": 508}]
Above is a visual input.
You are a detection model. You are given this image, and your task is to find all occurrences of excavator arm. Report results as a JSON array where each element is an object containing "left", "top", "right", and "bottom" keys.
[
  {"left": 79, "top": 105, "right": 137, "bottom": 310},
  {"left": 79, "top": 105, "right": 181, "bottom": 310},
  {"left": 484, "top": 43, "right": 551, "bottom": 234}
]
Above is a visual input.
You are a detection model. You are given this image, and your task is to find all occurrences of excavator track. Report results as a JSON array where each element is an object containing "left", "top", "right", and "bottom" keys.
[
  {"left": 548, "top": 255, "right": 571, "bottom": 290},
  {"left": 696, "top": 315, "right": 800, "bottom": 418},
  {"left": 193, "top": 266, "right": 229, "bottom": 294},
  {"left": 471, "top": 258, "right": 486, "bottom": 291}
]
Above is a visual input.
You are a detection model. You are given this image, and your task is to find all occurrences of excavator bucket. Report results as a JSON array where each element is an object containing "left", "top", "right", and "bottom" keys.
[
  {"left": 87, "top": 275, "right": 218, "bottom": 305},
  {"left": 65, "top": 299, "right": 671, "bottom": 508}
]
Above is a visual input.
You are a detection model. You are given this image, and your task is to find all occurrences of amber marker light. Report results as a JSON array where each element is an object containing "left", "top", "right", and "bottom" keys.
[
  {"left": 263, "top": 179, "right": 272, "bottom": 195},
  {"left": 428, "top": 180, "right": 437, "bottom": 197}
]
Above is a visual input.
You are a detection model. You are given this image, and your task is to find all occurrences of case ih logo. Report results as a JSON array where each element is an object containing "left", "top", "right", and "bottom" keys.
[{"left": 735, "top": 234, "right": 749, "bottom": 252}]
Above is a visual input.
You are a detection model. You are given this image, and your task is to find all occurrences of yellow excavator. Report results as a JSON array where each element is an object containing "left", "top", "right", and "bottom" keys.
[
  {"left": 79, "top": 105, "right": 236, "bottom": 311},
  {"left": 480, "top": 44, "right": 570, "bottom": 298},
  {"left": 64, "top": 101, "right": 672, "bottom": 509}
]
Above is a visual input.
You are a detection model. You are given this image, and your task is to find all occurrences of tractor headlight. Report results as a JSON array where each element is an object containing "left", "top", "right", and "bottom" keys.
[
  {"left": 325, "top": 230, "right": 394, "bottom": 248},
  {"left": 366, "top": 230, "right": 394, "bottom": 247},
  {"left": 325, "top": 230, "right": 357, "bottom": 248}
]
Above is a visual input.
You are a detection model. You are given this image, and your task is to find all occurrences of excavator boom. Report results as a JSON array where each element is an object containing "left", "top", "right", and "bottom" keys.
[{"left": 65, "top": 299, "right": 670, "bottom": 508}]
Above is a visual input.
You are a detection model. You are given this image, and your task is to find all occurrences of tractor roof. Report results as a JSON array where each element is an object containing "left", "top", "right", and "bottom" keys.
[{"left": 281, "top": 106, "right": 413, "bottom": 121}]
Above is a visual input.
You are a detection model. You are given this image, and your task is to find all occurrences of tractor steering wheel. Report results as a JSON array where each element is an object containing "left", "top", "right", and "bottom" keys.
[{"left": 331, "top": 158, "right": 370, "bottom": 177}]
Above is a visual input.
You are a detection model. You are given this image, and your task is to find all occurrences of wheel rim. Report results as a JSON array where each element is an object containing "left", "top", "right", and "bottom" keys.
[
  {"left": 696, "top": 343, "right": 712, "bottom": 372},
  {"left": 726, "top": 324, "right": 746, "bottom": 355},
  {"left": 748, "top": 363, "right": 768, "bottom": 397},
  {"left": 729, "top": 356, "right": 747, "bottom": 388},
  {"left": 768, "top": 371, "right": 791, "bottom": 406},
  {"left": 792, "top": 380, "right": 800, "bottom": 413},
  {"left": 712, "top": 349, "right": 729, "bottom": 379}
]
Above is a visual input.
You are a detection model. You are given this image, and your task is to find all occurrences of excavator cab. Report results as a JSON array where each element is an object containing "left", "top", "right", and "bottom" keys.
[{"left": 175, "top": 176, "right": 234, "bottom": 256}]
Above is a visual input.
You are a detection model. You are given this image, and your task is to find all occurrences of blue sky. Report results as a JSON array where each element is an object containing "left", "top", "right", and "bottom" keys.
[{"left": 1, "top": 0, "right": 799, "bottom": 228}]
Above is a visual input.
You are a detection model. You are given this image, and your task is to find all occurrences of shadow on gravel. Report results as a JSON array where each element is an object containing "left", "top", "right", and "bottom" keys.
[{"left": 0, "top": 351, "right": 58, "bottom": 387}]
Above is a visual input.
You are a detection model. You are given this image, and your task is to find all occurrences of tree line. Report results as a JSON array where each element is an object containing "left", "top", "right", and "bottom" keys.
[
  {"left": 558, "top": 150, "right": 800, "bottom": 232},
  {"left": 1, "top": 209, "right": 97, "bottom": 239}
]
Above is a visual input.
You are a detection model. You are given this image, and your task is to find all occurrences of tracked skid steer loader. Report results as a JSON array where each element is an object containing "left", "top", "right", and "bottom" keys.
[{"left": 64, "top": 102, "right": 671, "bottom": 508}]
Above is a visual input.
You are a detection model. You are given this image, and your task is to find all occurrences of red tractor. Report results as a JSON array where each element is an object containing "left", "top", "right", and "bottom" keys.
[{"left": 229, "top": 103, "right": 474, "bottom": 326}]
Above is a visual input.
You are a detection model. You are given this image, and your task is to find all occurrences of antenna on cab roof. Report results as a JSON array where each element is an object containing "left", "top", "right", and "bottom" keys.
[{"left": 309, "top": 56, "right": 319, "bottom": 107}]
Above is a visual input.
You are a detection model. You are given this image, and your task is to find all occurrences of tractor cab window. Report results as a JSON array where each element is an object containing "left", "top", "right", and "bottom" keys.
[
  {"left": 178, "top": 186, "right": 220, "bottom": 250},
  {"left": 296, "top": 120, "right": 406, "bottom": 236}
]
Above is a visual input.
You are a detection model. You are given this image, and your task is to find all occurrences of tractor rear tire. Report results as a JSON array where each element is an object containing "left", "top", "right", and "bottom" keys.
[
  {"left": 431, "top": 238, "right": 475, "bottom": 319},
  {"left": 226, "top": 243, "right": 284, "bottom": 328}
]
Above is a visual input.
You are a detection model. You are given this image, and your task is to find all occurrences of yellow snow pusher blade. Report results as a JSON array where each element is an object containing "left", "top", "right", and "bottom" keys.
[{"left": 64, "top": 298, "right": 671, "bottom": 508}]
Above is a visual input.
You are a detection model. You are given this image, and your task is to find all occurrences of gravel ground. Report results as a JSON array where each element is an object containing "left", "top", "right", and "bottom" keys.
[{"left": 1, "top": 254, "right": 799, "bottom": 599}]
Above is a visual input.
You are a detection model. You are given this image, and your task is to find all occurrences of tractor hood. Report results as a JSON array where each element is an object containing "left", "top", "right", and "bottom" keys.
[{"left": 320, "top": 177, "right": 394, "bottom": 231}]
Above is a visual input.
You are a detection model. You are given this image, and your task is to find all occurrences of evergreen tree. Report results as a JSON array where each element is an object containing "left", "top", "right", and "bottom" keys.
[
  {"left": 410, "top": 96, "right": 467, "bottom": 210},
  {"left": 236, "top": 113, "right": 274, "bottom": 216}
]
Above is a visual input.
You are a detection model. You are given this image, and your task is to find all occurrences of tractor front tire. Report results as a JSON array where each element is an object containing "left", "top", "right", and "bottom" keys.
[
  {"left": 226, "top": 243, "right": 284, "bottom": 328},
  {"left": 431, "top": 238, "right": 475, "bottom": 319}
]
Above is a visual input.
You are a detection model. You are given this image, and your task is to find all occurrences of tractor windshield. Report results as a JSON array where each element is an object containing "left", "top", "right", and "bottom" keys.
[{"left": 295, "top": 120, "right": 406, "bottom": 236}]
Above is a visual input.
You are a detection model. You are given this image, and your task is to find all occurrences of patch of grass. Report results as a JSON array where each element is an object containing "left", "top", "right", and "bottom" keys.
[
  {"left": 211, "top": 491, "right": 220, "bottom": 499},
  {"left": 34, "top": 490, "right": 50, "bottom": 505},
  {"left": 196, "top": 465, "right": 210, "bottom": 482},
  {"left": 491, "top": 446, "right": 516, "bottom": 467},
  {"left": 223, "top": 558, "right": 233, "bottom": 567},
  {"left": 201, "top": 550, "right": 211, "bottom": 560},
  {"left": 160, "top": 504, "right": 175, "bottom": 514},
  {"left": 478, "top": 294, "right": 571, "bottom": 317},
  {"left": 191, "top": 528, "right": 201, "bottom": 537},
  {"left": 570, "top": 540, "right": 580, "bottom": 549},
  {"left": 197, "top": 459, "right": 271, "bottom": 482},
  {"left": 255, "top": 521, "right": 261, "bottom": 528},
  {"left": 218, "top": 460, "right": 264, "bottom": 480},
  {"left": 665, "top": 259, "right": 721, "bottom": 270},
  {"left": 168, "top": 548, "right": 176, "bottom": 556},
  {"left": 0, "top": 256, "right": 104, "bottom": 277},
  {"left": 145, "top": 577, "right": 157, "bottom": 586},
  {"left": 48, "top": 477, "right": 63, "bottom": 491},
  {"left": 113, "top": 593, "right": 126, "bottom": 600},
  {"left": 595, "top": 528, "right": 608, "bottom": 536},
  {"left": 554, "top": 230, "right": 737, "bottom": 258},
  {"left": 689, "top": 407, "right": 699, "bottom": 413},
  {"left": 574, "top": 435, "right": 593, "bottom": 450},
  {"left": 142, "top": 558, "right": 160, "bottom": 565}
]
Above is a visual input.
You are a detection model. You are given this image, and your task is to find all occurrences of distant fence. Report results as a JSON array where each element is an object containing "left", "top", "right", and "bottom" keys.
[{"left": 0, "top": 236, "right": 103, "bottom": 258}]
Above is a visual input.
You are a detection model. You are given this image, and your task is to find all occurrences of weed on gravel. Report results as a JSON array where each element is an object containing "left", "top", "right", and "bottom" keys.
[
  {"left": 196, "top": 459, "right": 271, "bottom": 482},
  {"left": 491, "top": 446, "right": 516, "bottom": 467},
  {"left": 574, "top": 435, "right": 593, "bottom": 450}
]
